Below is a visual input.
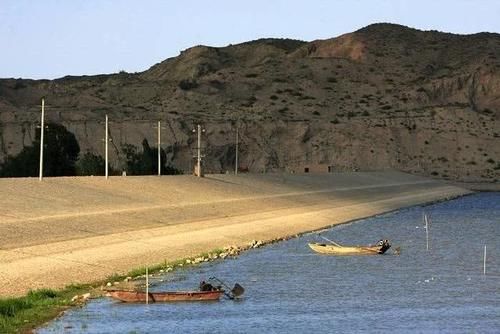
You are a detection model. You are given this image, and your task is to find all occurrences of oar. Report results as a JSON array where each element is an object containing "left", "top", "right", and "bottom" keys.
[
  {"left": 319, "top": 235, "right": 342, "bottom": 247},
  {"left": 209, "top": 277, "right": 244, "bottom": 299}
]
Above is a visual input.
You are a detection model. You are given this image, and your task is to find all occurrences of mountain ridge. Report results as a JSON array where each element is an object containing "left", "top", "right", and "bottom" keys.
[{"left": 0, "top": 23, "right": 499, "bottom": 181}]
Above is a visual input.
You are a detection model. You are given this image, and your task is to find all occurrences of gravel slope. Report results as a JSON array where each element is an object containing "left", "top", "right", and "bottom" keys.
[{"left": 0, "top": 172, "right": 471, "bottom": 296}]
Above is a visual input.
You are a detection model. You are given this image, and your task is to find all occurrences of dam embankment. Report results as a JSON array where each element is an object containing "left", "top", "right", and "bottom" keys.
[{"left": 0, "top": 172, "right": 471, "bottom": 296}]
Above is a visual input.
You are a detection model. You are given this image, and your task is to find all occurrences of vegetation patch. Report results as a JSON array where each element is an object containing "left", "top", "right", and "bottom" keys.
[
  {"left": 0, "top": 286, "right": 89, "bottom": 333},
  {"left": 178, "top": 79, "right": 199, "bottom": 90},
  {"left": 0, "top": 123, "right": 79, "bottom": 177},
  {"left": 0, "top": 247, "right": 232, "bottom": 333}
]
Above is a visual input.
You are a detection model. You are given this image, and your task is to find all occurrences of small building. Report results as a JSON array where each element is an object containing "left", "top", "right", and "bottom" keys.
[{"left": 289, "top": 163, "right": 334, "bottom": 173}]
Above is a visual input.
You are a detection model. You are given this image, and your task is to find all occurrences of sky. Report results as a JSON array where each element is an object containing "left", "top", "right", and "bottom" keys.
[{"left": 1, "top": 0, "right": 499, "bottom": 80}]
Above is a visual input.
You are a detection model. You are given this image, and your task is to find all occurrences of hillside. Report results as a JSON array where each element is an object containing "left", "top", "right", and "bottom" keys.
[{"left": 0, "top": 23, "right": 499, "bottom": 181}]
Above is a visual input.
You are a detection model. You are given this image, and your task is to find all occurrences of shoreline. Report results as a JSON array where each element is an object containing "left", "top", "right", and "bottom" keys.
[
  {"left": 10, "top": 191, "right": 475, "bottom": 333},
  {"left": 1, "top": 173, "right": 473, "bottom": 298},
  {"left": 0, "top": 172, "right": 473, "bottom": 332},
  {"left": 34, "top": 190, "right": 470, "bottom": 333}
]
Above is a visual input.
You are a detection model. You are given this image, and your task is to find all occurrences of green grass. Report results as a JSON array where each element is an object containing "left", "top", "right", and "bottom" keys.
[
  {"left": 0, "top": 247, "right": 229, "bottom": 333},
  {"left": 0, "top": 286, "right": 89, "bottom": 333}
]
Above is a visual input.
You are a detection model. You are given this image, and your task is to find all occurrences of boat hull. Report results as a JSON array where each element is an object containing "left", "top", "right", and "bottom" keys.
[
  {"left": 308, "top": 243, "right": 387, "bottom": 255},
  {"left": 107, "top": 290, "right": 224, "bottom": 303}
]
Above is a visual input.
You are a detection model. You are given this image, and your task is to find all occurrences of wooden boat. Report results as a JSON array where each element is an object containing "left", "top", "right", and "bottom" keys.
[
  {"left": 309, "top": 239, "right": 391, "bottom": 255},
  {"left": 106, "top": 290, "right": 224, "bottom": 303}
]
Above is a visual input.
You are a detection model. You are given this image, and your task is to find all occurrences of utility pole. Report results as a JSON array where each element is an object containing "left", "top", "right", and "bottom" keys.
[
  {"left": 197, "top": 124, "right": 201, "bottom": 177},
  {"left": 38, "top": 98, "right": 45, "bottom": 181},
  {"left": 158, "top": 121, "right": 161, "bottom": 176},
  {"left": 192, "top": 124, "right": 205, "bottom": 177},
  {"left": 235, "top": 124, "right": 239, "bottom": 175},
  {"left": 105, "top": 114, "right": 109, "bottom": 179},
  {"left": 153, "top": 121, "right": 166, "bottom": 176}
]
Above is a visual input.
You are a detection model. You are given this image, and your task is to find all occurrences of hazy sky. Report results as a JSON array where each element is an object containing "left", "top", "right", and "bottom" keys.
[{"left": 1, "top": 0, "right": 499, "bottom": 79}]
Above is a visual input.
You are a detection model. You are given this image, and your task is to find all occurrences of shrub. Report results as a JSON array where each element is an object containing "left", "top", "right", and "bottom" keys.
[
  {"left": 76, "top": 151, "right": 106, "bottom": 176},
  {"left": 240, "top": 96, "right": 257, "bottom": 107},
  {"left": 13, "top": 80, "right": 27, "bottom": 90},
  {"left": 0, "top": 123, "right": 80, "bottom": 177},
  {"left": 122, "top": 140, "right": 182, "bottom": 175},
  {"left": 0, "top": 298, "right": 32, "bottom": 317},
  {"left": 178, "top": 79, "right": 198, "bottom": 90},
  {"left": 27, "top": 289, "right": 59, "bottom": 299}
]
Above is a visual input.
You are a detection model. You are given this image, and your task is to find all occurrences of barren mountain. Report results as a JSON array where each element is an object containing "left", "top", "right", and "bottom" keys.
[{"left": 0, "top": 23, "right": 499, "bottom": 181}]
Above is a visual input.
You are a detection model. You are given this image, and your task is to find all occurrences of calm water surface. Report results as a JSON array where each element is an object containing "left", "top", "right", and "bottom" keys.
[{"left": 39, "top": 193, "right": 499, "bottom": 333}]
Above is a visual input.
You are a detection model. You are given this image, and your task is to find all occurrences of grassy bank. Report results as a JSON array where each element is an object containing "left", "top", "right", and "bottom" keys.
[
  {"left": 0, "top": 285, "right": 89, "bottom": 333},
  {"left": 0, "top": 247, "right": 231, "bottom": 333}
]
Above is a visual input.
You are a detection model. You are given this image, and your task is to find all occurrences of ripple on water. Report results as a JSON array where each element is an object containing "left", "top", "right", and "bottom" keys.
[{"left": 39, "top": 193, "right": 500, "bottom": 333}]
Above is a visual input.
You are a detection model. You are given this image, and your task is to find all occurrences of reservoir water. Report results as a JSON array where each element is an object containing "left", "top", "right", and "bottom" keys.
[{"left": 39, "top": 193, "right": 499, "bottom": 333}]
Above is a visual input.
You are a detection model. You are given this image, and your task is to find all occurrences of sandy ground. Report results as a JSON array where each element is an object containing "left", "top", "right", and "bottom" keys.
[{"left": 0, "top": 172, "right": 471, "bottom": 297}]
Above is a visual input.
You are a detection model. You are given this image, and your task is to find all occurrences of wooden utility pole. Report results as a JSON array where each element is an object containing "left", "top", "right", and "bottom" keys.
[
  {"left": 235, "top": 125, "right": 239, "bottom": 175},
  {"left": 158, "top": 121, "right": 161, "bottom": 176},
  {"left": 39, "top": 98, "right": 45, "bottom": 181},
  {"left": 105, "top": 114, "right": 109, "bottom": 179},
  {"left": 192, "top": 124, "right": 205, "bottom": 177},
  {"left": 197, "top": 124, "right": 201, "bottom": 177}
]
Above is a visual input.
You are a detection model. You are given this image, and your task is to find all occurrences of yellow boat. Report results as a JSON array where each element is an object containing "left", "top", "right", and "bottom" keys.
[{"left": 308, "top": 239, "right": 391, "bottom": 255}]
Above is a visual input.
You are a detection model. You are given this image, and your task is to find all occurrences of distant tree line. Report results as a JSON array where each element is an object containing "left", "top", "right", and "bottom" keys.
[{"left": 0, "top": 124, "right": 182, "bottom": 177}]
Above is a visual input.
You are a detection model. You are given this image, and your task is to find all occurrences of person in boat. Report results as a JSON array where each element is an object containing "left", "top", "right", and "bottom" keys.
[
  {"left": 199, "top": 281, "right": 221, "bottom": 291},
  {"left": 378, "top": 239, "right": 391, "bottom": 254},
  {"left": 376, "top": 239, "right": 390, "bottom": 247},
  {"left": 199, "top": 281, "right": 212, "bottom": 291}
]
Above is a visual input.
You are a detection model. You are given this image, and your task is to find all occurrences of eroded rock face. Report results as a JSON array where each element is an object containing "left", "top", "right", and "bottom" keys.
[{"left": 0, "top": 24, "right": 499, "bottom": 181}]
